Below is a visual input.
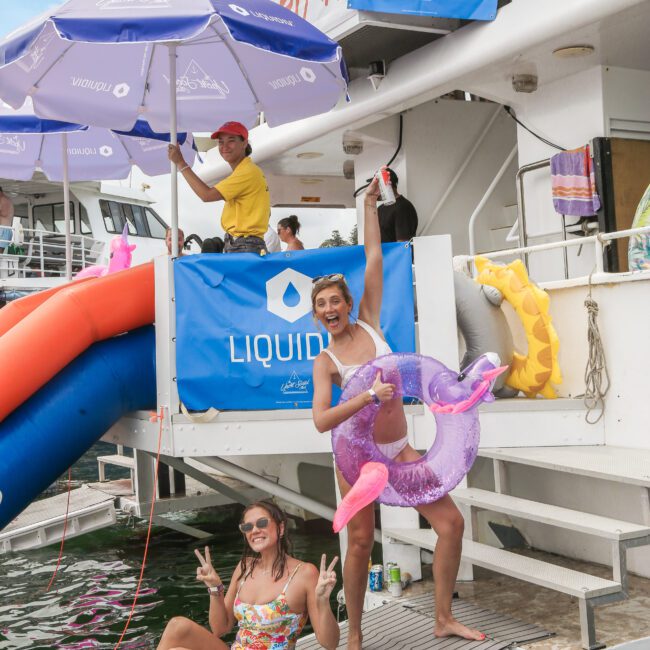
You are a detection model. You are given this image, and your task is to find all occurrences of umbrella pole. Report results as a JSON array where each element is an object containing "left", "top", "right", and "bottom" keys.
[
  {"left": 62, "top": 134, "right": 72, "bottom": 281},
  {"left": 168, "top": 42, "right": 179, "bottom": 257}
]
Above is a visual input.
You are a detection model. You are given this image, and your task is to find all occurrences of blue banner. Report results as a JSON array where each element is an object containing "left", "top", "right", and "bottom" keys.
[
  {"left": 175, "top": 244, "right": 415, "bottom": 410},
  {"left": 347, "top": 0, "right": 497, "bottom": 20}
]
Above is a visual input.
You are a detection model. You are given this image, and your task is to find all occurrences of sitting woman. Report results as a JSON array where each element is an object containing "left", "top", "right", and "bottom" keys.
[
  {"left": 277, "top": 215, "right": 304, "bottom": 251},
  {"left": 157, "top": 500, "right": 340, "bottom": 650}
]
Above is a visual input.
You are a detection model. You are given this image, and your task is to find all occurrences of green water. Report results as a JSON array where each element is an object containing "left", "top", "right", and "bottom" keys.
[{"left": 0, "top": 443, "right": 342, "bottom": 649}]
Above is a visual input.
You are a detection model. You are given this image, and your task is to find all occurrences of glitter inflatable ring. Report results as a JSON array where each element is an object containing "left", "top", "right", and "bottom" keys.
[{"left": 332, "top": 352, "right": 504, "bottom": 507}]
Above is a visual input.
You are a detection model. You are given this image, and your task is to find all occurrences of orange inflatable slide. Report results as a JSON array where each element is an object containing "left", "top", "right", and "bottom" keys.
[{"left": 0, "top": 262, "right": 155, "bottom": 423}]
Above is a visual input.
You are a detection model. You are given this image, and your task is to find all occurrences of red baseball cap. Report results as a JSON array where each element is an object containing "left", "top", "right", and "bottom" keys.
[{"left": 210, "top": 121, "right": 248, "bottom": 140}]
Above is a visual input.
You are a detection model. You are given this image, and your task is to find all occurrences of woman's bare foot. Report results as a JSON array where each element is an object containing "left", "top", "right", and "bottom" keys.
[
  {"left": 347, "top": 632, "right": 363, "bottom": 649},
  {"left": 434, "top": 617, "right": 486, "bottom": 641}
]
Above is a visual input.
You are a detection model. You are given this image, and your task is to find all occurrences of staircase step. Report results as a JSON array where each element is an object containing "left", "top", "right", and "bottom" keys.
[
  {"left": 453, "top": 488, "right": 650, "bottom": 541},
  {"left": 383, "top": 528, "right": 623, "bottom": 600},
  {"left": 97, "top": 454, "right": 134, "bottom": 469},
  {"left": 478, "top": 446, "right": 650, "bottom": 487}
]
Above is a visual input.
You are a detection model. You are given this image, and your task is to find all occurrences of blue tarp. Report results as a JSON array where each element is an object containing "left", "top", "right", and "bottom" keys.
[
  {"left": 348, "top": 0, "right": 497, "bottom": 21},
  {"left": 175, "top": 244, "right": 415, "bottom": 411}
]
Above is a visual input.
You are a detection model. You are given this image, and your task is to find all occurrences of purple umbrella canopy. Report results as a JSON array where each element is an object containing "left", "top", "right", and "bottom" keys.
[
  {"left": 0, "top": 0, "right": 349, "bottom": 132},
  {"left": 0, "top": 103, "right": 197, "bottom": 182}
]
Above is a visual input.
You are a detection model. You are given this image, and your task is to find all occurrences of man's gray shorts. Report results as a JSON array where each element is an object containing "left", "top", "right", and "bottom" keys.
[{"left": 223, "top": 233, "right": 267, "bottom": 254}]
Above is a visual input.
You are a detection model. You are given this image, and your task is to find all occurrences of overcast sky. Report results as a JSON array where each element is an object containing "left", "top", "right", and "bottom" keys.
[{"left": 0, "top": 0, "right": 357, "bottom": 247}]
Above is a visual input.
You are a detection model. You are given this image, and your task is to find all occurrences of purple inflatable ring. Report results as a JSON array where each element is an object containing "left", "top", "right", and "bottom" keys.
[{"left": 332, "top": 352, "right": 501, "bottom": 507}]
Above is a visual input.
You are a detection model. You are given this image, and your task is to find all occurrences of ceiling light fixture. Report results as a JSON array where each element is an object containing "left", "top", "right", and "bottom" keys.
[
  {"left": 552, "top": 45, "right": 595, "bottom": 58},
  {"left": 300, "top": 177, "right": 323, "bottom": 184}
]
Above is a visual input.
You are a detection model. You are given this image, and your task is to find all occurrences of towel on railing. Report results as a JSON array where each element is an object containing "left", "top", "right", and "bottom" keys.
[{"left": 550, "top": 145, "right": 601, "bottom": 216}]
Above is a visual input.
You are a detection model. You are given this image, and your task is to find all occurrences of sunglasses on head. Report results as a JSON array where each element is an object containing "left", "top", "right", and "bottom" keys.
[
  {"left": 312, "top": 273, "right": 345, "bottom": 285},
  {"left": 239, "top": 517, "right": 270, "bottom": 534}
]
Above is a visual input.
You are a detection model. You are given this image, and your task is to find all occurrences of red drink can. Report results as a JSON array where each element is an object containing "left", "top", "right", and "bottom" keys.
[{"left": 376, "top": 167, "right": 395, "bottom": 205}]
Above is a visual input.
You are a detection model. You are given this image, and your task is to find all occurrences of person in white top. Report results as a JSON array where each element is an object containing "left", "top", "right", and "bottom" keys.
[
  {"left": 310, "top": 176, "right": 485, "bottom": 649},
  {"left": 263, "top": 225, "right": 282, "bottom": 253}
]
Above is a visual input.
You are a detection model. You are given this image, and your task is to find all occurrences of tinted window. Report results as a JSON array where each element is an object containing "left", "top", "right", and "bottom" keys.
[
  {"left": 33, "top": 202, "right": 75, "bottom": 233},
  {"left": 80, "top": 204, "right": 92, "bottom": 235},
  {"left": 100, "top": 200, "right": 158, "bottom": 237},
  {"left": 14, "top": 203, "right": 28, "bottom": 229},
  {"left": 145, "top": 207, "right": 167, "bottom": 239}
]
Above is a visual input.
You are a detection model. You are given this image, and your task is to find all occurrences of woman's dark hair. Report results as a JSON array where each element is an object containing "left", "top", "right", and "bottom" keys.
[
  {"left": 278, "top": 215, "right": 300, "bottom": 236},
  {"left": 239, "top": 500, "right": 291, "bottom": 582},
  {"left": 245, "top": 142, "right": 252, "bottom": 157},
  {"left": 201, "top": 236, "right": 224, "bottom": 253}
]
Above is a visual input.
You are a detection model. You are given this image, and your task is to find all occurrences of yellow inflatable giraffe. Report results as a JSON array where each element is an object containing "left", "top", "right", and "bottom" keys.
[{"left": 475, "top": 256, "right": 562, "bottom": 399}]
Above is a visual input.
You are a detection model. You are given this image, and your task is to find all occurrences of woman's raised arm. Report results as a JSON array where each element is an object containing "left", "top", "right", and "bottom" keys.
[{"left": 358, "top": 175, "right": 383, "bottom": 330}]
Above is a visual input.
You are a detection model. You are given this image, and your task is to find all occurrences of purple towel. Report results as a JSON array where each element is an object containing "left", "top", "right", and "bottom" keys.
[{"left": 550, "top": 145, "right": 601, "bottom": 217}]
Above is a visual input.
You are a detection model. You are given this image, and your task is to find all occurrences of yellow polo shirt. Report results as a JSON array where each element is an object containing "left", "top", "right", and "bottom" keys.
[{"left": 216, "top": 157, "right": 270, "bottom": 239}]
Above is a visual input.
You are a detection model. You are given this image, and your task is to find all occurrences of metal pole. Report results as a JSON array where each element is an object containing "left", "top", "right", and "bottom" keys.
[
  {"left": 468, "top": 145, "right": 518, "bottom": 265},
  {"left": 168, "top": 42, "right": 179, "bottom": 258},
  {"left": 199, "top": 455, "right": 383, "bottom": 543},
  {"left": 62, "top": 133, "right": 72, "bottom": 280},
  {"left": 515, "top": 158, "right": 550, "bottom": 270},
  {"left": 419, "top": 104, "right": 502, "bottom": 235}
]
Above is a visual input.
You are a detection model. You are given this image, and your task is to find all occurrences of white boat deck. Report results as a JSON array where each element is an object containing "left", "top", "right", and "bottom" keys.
[
  {"left": 0, "top": 485, "right": 116, "bottom": 553},
  {"left": 297, "top": 591, "right": 553, "bottom": 649}
]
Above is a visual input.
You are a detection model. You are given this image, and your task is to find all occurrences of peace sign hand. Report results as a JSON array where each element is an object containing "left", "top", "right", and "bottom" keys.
[
  {"left": 194, "top": 546, "right": 222, "bottom": 589},
  {"left": 315, "top": 554, "right": 339, "bottom": 601}
]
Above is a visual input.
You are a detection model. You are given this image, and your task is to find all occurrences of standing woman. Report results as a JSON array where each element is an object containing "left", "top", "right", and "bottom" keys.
[
  {"left": 311, "top": 177, "right": 485, "bottom": 649},
  {"left": 157, "top": 500, "right": 340, "bottom": 650},
  {"left": 277, "top": 215, "right": 305, "bottom": 251}
]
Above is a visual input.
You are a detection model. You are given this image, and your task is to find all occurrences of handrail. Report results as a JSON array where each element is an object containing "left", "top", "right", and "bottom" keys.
[
  {"left": 457, "top": 224, "right": 650, "bottom": 276},
  {"left": 468, "top": 145, "right": 518, "bottom": 266}
]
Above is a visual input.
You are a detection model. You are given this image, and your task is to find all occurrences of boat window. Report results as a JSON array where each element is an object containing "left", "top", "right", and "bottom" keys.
[
  {"left": 129, "top": 204, "right": 146, "bottom": 235},
  {"left": 33, "top": 202, "right": 76, "bottom": 233},
  {"left": 144, "top": 207, "right": 168, "bottom": 239},
  {"left": 120, "top": 204, "right": 139, "bottom": 236},
  {"left": 79, "top": 204, "right": 92, "bottom": 235},
  {"left": 100, "top": 199, "right": 161, "bottom": 237}
]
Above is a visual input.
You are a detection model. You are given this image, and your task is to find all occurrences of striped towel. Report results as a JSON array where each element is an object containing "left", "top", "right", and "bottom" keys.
[{"left": 550, "top": 145, "right": 601, "bottom": 216}]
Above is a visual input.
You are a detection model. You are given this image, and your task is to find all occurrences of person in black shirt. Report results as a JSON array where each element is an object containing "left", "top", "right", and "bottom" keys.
[{"left": 377, "top": 168, "right": 418, "bottom": 243}]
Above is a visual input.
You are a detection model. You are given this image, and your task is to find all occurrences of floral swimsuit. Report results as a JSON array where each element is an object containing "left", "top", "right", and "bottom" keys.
[{"left": 232, "top": 564, "right": 307, "bottom": 650}]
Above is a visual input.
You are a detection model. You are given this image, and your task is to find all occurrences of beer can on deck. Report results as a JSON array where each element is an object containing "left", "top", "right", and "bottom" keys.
[
  {"left": 376, "top": 167, "right": 395, "bottom": 205},
  {"left": 369, "top": 564, "right": 384, "bottom": 591},
  {"left": 388, "top": 564, "right": 401, "bottom": 585}
]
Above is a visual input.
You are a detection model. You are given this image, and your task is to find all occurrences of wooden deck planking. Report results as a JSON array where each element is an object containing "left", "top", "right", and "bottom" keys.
[{"left": 297, "top": 593, "right": 553, "bottom": 649}]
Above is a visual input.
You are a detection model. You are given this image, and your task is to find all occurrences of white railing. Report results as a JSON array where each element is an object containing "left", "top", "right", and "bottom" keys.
[
  {"left": 455, "top": 224, "right": 650, "bottom": 279},
  {"left": 0, "top": 226, "right": 106, "bottom": 280}
]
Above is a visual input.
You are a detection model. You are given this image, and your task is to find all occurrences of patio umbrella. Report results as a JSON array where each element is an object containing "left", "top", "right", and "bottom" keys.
[
  {"left": 0, "top": 102, "right": 196, "bottom": 278},
  {"left": 0, "top": 0, "right": 349, "bottom": 255}
]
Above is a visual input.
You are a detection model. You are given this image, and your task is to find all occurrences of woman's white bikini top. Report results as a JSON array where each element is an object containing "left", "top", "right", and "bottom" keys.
[{"left": 323, "top": 319, "right": 392, "bottom": 388}]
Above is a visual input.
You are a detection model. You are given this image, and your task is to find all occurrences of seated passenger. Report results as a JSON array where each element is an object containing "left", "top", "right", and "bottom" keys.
[
  {"left": 277, "top": 215, "right": 304, "bottom": 251},
  {"left": 157, "top": 500, "right": 340, "bottom": 650},
  {"left": 166, "top": 227, "right": 185, "bottom": 257}
]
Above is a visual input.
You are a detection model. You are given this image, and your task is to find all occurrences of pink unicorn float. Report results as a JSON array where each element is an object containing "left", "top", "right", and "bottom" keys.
[{"left": 76, "top": 224, "right": 136, "bottom": 279}]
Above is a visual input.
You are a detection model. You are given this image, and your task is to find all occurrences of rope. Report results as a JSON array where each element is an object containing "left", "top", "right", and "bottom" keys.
[
  {"left": 46, "top": 467, "right": 72, "bottom": 592},
  {"left": 113, "top": 406, "right": 165, "bottom": 650},
  {"left": 583, "top": 272, "right": 610, "bottom": 424}
]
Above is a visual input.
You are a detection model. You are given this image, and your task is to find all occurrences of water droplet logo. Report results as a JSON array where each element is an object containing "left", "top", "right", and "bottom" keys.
[{"left": 266, "top": 268, "right": 313, "bottom": 323}]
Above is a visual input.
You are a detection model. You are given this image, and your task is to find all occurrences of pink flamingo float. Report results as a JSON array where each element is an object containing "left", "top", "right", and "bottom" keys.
[{"left": 75, "top": 225, "right": 136, "bottom": 279}]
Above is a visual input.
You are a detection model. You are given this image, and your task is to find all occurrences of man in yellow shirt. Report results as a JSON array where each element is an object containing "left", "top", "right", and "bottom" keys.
[{"left": 168, "top": 121, "right": 270, "bottom": 254}]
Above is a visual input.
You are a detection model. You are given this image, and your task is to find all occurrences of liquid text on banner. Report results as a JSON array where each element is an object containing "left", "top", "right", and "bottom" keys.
[{"left": 175, "top": 243, "right": 415, "bottom": 411}]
